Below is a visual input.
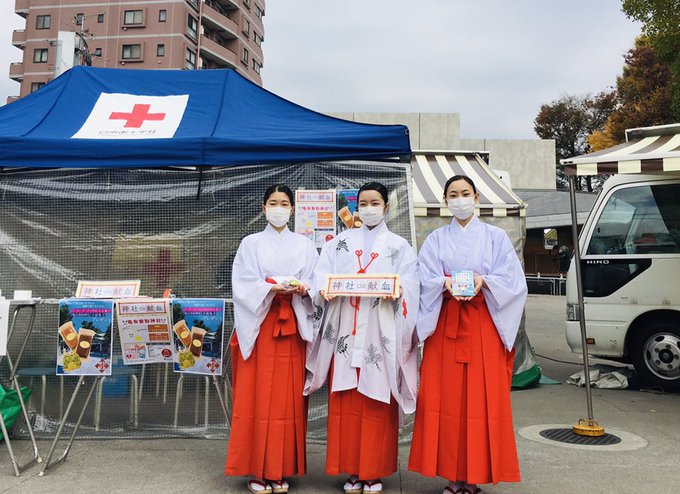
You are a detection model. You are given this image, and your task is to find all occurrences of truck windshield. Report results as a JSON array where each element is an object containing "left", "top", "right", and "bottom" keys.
[{"left": 587, "top": 183, "right": 680, "bottom": 255}]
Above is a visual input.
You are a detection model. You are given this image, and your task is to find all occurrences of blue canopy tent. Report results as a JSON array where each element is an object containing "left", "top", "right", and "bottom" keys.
[
  {"left": 0, "top": 66, "right": 410, "bottom": 168},
  {"left": 0, "top": 67, "right": 416, "bottom": 441}
]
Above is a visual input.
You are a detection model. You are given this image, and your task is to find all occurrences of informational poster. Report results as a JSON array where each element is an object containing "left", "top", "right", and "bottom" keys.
[
  {"left": 57, "top": 299, "right": 114, "bottom": 375},
  {"left": 0, "top": 299, "right": 9, "bottom": 356},
  {"left": 337, "top": 189, "right": 361, "bottom": 232},
  {"left": 116, "top": 298, "right": 174, "bottom": 365},
  {"left": 76, "top": 280, "right": 141, "bottom": 299},
  {"left": 295, "top": 190, "right": 337, "bottom": 248},
  {"left": 325, "top": 274, "right": 400, "bottom": 298},
  {"left": 171, "top": 299, "right": 225, "bottom": 375}
]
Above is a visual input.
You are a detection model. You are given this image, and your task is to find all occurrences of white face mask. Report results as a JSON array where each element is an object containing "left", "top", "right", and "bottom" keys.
[
  {"left": 358, "top": 206, "right": 385, "bottom": 227},
  {"left": 447, "top": 196, "right": 476, "bottom": 220},
  {"left": 266, "top": 206, "right": 291, "bottom": 227}
]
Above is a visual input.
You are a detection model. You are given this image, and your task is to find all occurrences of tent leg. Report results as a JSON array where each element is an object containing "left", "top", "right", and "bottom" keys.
[{"left": 568, "top": 175, "right": 603, "bottom": 436}]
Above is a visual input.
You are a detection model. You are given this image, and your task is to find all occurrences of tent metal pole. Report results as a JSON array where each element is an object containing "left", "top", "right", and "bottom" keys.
[{"left": 568, "top": 175, "right": 603, "bottom": 435}]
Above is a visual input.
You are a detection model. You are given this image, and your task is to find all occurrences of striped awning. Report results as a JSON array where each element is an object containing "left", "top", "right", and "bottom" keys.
[
  {"left": 561, "top": 124, "right": 680, "bottom": 176},
  {"left": 411, "top": 152, "right": 525, "bottom": 217}
]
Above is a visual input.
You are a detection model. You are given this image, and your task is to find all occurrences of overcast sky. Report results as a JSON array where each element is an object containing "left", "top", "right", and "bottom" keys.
[{"left": 0, "top": 1, "right": 640, "bottom": 139}]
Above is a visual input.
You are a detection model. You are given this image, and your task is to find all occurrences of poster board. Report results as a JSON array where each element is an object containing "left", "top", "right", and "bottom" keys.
[
  {"left": 295, "top": 190, "right": 337, "bottom": 248},
  {"left": 116, "top": 298, "right": 174, "bottom": 365},
  {"left": 57, "top": 299, "right": 114, "bottom": 375},
  {"left": 172, "top": 299, "right": 225, "bottom": 375}
]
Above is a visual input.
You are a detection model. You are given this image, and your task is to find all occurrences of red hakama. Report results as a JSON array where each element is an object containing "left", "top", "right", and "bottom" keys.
[
  {"left": 408, "top": 291, "right": 520, "bottom": 485},
  {"left": 325, "top": 364, "right": 399, "bottom": 480},
  {"left": 225, "top": 294, "right": 308, "bottom": 479}
]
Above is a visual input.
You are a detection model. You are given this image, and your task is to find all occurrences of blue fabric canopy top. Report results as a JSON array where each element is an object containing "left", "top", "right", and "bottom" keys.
[{"left": 0, "top": 66, "right": 410, "bottom": 168}]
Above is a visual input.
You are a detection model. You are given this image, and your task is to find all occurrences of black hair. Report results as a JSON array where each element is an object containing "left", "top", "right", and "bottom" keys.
[
  {"left": 443, "top": 175, "right": 477, "bottom": 196},
  {"left": 358, "top": 181, "right": 389, "bottom": 204},
  {"left": 263, "top": 184, "right": 294, "bottom": 205}
]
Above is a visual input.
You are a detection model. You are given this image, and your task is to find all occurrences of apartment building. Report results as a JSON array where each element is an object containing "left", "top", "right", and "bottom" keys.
[{"left": 8, "top": 0, "right": 265, "bottom": 102}]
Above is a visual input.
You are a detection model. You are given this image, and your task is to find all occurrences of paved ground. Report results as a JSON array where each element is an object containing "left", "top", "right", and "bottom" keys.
[{"left": 2, "top": 294, "right": 680, "bottom": 493}]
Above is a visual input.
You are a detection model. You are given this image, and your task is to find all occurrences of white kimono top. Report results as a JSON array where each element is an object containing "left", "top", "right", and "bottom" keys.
[
  {"left": 304, "top": 221, "right": 419, "bottom": 414},
  {"left": 417, "top": 215, "right": 528, "bottom": 350},
  {"left": 232, "top": 224, "right": 319, "bottom": 360}
]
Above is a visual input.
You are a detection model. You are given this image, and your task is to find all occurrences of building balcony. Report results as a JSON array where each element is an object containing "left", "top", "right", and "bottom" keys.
[
  {"left": 199, "top": 35, "right": 238, "bottom": 69},
  {"left": 9, "top": 62, "right": 24, "bottom": 82},
  {"left": 14, "top": 0, "right": 29, "bottom": 17},
  {"left": 12, "top": 30, "right": 27, "bottom": 48},
  {"left": 202, "top": 2, "right": 239, "bottom": 39}
]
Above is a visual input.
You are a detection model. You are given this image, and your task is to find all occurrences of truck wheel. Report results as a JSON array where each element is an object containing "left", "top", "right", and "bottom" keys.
[{"left": 630, "top": 319, "right": 680, "bottom": 392}]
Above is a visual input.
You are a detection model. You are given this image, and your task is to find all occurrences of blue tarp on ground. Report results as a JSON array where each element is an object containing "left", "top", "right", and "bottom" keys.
[{"left": 0, "top": 66, "right": 410, "bottom": 168}]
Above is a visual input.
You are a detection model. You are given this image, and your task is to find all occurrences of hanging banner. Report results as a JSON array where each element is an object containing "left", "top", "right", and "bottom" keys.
[
  {"left": 295, "top": 189, "right": 337, "bottom": 248},
  {"left": 326, "top": 274, "right": 400, "bottom": 298},
  {"left": 116, "top": 298, "right": 174, "bottom": 365},
  {"left": 171, "top": 299, "right": 225, "bottom": 375},
  {"left": 0, "top": 299, "right": 9, "bottom": 356},
  {"left": 57, "top": 299, "right": 114, "bottom": 375}
]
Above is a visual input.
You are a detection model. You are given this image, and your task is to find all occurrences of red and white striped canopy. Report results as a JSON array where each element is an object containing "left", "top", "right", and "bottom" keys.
[{"left": 561, "top": 124, "right": 680, "bottom": 176}]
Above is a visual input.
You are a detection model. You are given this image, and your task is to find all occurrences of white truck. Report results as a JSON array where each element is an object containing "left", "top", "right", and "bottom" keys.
[{"left": 566, "top": 172, "right": 680, "bottom": 390}]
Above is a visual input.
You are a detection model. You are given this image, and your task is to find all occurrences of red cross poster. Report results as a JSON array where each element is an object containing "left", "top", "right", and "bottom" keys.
[
  {"left": 295, "top": 189, "right": 337, "bottom": 248},
  {"left": 116, "top": 299, "right": 174, "bottom": 365},
  {"left": 57, "top": 299, "right": 114, "bottom": 375},
  {"left": 72, "top": 93, "right": 189, "bottom": 139}
]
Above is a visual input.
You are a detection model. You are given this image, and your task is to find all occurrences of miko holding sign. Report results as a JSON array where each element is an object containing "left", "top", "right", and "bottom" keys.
[{"left": 305, "top": 182, "right": 419, "bottom": 494}]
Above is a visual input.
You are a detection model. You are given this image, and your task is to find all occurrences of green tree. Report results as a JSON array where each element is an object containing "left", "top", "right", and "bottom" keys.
[
  {"left": 534, "top": 91, "right": 616, "bottom": 191},
  {"left": 622, "top": 0, "right": 680, "bottom": 118}
]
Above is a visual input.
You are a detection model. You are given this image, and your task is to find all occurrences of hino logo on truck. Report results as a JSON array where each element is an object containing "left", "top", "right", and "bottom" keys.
[{"left": 585, "top": 260, "right": 610, "bottom": 264}]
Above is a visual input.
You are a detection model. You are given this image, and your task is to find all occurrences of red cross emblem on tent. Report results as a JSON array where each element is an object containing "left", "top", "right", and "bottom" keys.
[
  {"left": 109, "top": 104, "right": 166, "bottom": 128},
  {"left": 143, "top": 248, "right": 185, "bottom": 289},
  {"left": 72, "top": 93, "right": 189, "bottom": 139},
  {"left": 96, "top": 359, "right": 110, "bottom": 373},
  {"left": 207, "top": 359, "right": 220, "bottom": 373}
]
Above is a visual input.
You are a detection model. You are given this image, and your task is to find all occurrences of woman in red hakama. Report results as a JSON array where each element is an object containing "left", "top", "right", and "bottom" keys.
[
  {"left": 408, "top": 175, "right": 528, "bottom": 494},
  {"left": 225, "top": 184, "right": 318, "bottom": 494}
]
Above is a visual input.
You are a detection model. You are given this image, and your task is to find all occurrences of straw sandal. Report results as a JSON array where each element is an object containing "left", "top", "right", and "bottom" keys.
[
  {"left": 268, "top": 480, "right": 289, "bottom": 493},
  {"left": 247, "top": 479, "right": 272, "bottom": 494},
  {"left": 344, "top": 477, "right": 364, "bottom": 494},
  {"left": 363, "top": 479, "right": 383, "bottom": 493}
]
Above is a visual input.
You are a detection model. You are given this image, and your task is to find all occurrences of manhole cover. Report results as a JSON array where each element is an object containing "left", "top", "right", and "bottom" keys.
[{"left": 539, "top": 428, "right": 621, "bottom": 446}]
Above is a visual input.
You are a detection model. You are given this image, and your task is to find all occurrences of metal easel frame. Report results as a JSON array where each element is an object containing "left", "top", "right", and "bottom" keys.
[{"left": 0, "top": 301, "right": 42, "bottom": 476}]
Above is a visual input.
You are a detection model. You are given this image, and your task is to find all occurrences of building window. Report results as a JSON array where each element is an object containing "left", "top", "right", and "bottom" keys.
[
  {"left": 122, "top": 44, "right": 142, "bottom": 60},
  {"left": 36, "top": 15, "right": 51, "bottom": 29},
  {"left": 252, "top": 59, "right": 261, "bottom": 74},
  {"left": 97, "top": 14, "right": 105, "bottom": 23},
  {"left": 124, "top": 10, "right": 144, "bottom": 25},
  {"left": 255, "top": 4, "right": 264, "bottom": 18},
  {"left": 159, "top": 10, "right": 167, "bottom": 22},
  {"left": 241, "top": 46, "right": 249, "bottom": 64},
  {"left": 187, "top": 15, "right": 198, "bottom": 39},
  {"left": 157, "top": 44, "right": 165, "bottom": 56},
  {"left": 94, "top": 48, "right": 102, "bottom": 56},
  {"left": 243, "top": 0, "right": 251, "bottom": 9},
  {"left": 75, "top": 13, "right": 84, "bottom": 26},
  {"left": 242, "top": 18, "right": 250, "bottom": 36},
  {"left": 185, "top": 48, "right": 196, "bottom": 69},
  {"left": 30, "top": 82, "right": 46, "bottom": 93},
  {"left": 253, "top": 31, "right": 263, "bottom": 47},
  {"left": 33, "top": 48, "right": 48, "bottom": 63}
]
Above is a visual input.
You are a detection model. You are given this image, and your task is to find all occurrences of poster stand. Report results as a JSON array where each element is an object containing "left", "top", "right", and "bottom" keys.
[
  {"left": 0, "top": 302, "right": 42, "bottom": 476},
  {"left": 39, "top": 374, "right": 102, "bottom": 476}
]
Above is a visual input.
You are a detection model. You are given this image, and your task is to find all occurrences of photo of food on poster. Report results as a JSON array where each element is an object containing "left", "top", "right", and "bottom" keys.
[
  {"left": 116, "top": 298, "right": 174, "bottom": 365},
  {"left": 337, "top": 189, "right": 362, "bottom": 232},
  {"left": 294, "top": 189, "right": 337, "bottom": 248},
  {"left": 57, "top": 299, "right": 114, "bottom": 376},
  {"left": 171, "top": 299, "right": 225, "bottom": 375}
]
